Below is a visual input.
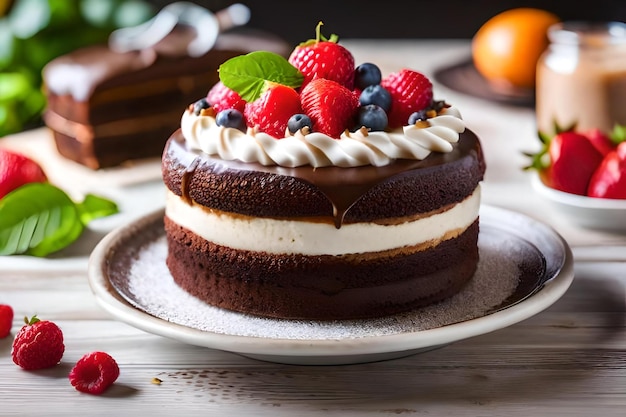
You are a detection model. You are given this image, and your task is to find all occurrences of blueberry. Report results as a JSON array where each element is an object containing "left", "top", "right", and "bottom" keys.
[
  {"left": 354, "top": 63, "right": 382, "bottom": 90},
  {"left": 215, "top": 109, "right": 246, "bottom": 131},
  {"left": 359, "top": 85, "right": 392, "bottom": 111},
  {"left": 288, "top": 114, "right": 313, "bottom": 134},
  {"left": 408, "top": 110, "right": 429, "bottom": 124},
  {"left": 193, "top": 98, "right": 210, "bottom": 115},
  {"left": 358, "top": 105, "right": 388, "bottom": 132}
]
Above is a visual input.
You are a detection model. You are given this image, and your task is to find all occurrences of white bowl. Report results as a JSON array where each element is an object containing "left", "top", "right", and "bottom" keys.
[{"left": 531, "top": 173, "right": 626, "bottom": 232}]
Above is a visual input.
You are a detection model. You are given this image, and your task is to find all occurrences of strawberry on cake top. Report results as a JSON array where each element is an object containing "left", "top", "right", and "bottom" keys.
[{"left": 181, "top": 22, "right": 466, "bottom": 168}]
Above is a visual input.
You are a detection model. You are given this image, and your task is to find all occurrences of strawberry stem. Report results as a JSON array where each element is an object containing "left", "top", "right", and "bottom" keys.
[
  {"left": 24, "top": 315, "right": 40, "bottom": 325},
  {"left": 610, "top": 124, "right": 626, "bottom": 145},
  {"left": 314, "top": 21, "right": 338, "bottom": 44}
]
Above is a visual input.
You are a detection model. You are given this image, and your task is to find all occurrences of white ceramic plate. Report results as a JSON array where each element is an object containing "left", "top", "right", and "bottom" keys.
[
  {"left": 531, "top": 173, "right": 626, "bottom": 232},
  {"left": 88, "top": 205, "right": 574, "bottom": 365}
]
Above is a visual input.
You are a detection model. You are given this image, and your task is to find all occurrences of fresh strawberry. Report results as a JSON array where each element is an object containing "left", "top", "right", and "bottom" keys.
[
  {"left": 69, "top": 351, "right": 120, "bottom": 395},
  {"left": 12, "top": 315, "right": 64, "bottom": 370},
  {"left": 587, "top": 141, "right": 626, "bottom": 199},
  {"left": 206, "top": 81, "right": 246, "bottom": 113},
  {"left": 0, "top": 304, "right": 14, "bottom": 338},
  {"left": 244, "top": 83, "right": 302, "bottom": 138},
  {"left": 0, "top": 148, "right": 47, "bottom": 199},
  {"left": 288, "top": 22, "right": 355, "bottom": 90},
  {"left": 584, "top": 128, "right": 615, "bottom": 156},
  {"left": 544, "top": 131, "right": 604, "bottom": 195},
  {"left": 300, "top": 78, "right": 360, "bottom": 138},
  {"left": 381, "top": 69, "right": 433, "bottom": 129}
]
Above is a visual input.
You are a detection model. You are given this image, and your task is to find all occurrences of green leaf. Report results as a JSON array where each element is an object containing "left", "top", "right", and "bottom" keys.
[
  {"left": 0, "top": 183, "right": 83, "bottom": 256},
  {"left": 219, "top": 51, "right": 303, "bottom": 102},
  {"left": 0, "top": 183, "right": 119, "bottom": 256},
  {"left": 76, "top": 193, "right": 119, "bottom": 224}
]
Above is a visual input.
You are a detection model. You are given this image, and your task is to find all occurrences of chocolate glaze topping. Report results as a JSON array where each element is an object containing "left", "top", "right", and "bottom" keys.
[{"left": 162, "top": 129, "right": 485, "bottom": 227}]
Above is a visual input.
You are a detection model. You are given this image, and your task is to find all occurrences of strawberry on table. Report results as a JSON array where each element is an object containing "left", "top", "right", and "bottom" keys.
[
  {"left": 0, "top": 304, "right": 13, "bottom": 338},
  {"left": 0, "top": 148, "right": 47, "bottom": 199},
  {"left": 288, "top": 21, "right": 355, "bottom": 90},
  {"left": 12, "top": 315, "right": 65, "bottom": 370},
  {"left": 587, "top": 141, "right": 626, "bottom": 199},
  {"left": 244, "top": 83, "right": 302, "bottom": 138},
  {"left": 381, "top": 69, "right": 433, "bottom": 129},
  {"left": 300, "top": 78, "right": 360, "bottom": 138}
]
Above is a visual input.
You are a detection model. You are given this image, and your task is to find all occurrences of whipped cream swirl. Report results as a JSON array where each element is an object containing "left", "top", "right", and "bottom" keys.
[{"left": 181, "top": 106, "right": 465, "bottom": 168}]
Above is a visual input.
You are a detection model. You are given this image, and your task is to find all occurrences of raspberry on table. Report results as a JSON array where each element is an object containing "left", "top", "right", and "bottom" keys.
[
  {"left": 11, "top": 315, "right": 64, "bottom": 370},
  {"left": 0, "top": 304, "right": 14, "bottom": 338},
  {"left": 69, "top": 351, "right": 120, "bottom": 395}
]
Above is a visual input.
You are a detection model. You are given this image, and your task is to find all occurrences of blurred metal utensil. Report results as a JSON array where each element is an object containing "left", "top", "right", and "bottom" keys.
[{"left": 108, "top": 2, "right": 251, "bottom": 57}]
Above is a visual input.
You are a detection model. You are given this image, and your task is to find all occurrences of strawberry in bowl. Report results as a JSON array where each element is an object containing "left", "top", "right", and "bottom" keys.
[{"left": 525, "top": 124, "right": 626, "bottom": 231}]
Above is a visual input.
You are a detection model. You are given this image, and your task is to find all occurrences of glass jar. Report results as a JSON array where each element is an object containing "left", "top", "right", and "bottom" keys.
[{"left": 536, "top": 21, "right": 626, "bottom": 135}]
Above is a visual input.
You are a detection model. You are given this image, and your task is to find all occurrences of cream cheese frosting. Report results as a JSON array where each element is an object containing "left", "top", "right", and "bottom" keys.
[{"left": 181, "top": 106, "right": 465, "bottom": 168}]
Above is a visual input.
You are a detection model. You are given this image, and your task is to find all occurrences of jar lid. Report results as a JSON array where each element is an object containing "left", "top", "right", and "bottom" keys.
[{"left": 548, "top": 21, "right": 626, "bottom": 47}]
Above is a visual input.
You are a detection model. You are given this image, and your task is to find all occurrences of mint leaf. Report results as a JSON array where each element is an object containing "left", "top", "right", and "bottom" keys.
[
  {"left": 219, "top": 51, "right": 304, "bottom": 102},
  {"left": 76, "top": 194, "right": 119, "bottom": 224},
  {"left": 0, "top": 183, "right": 119, "bottom": 256}
]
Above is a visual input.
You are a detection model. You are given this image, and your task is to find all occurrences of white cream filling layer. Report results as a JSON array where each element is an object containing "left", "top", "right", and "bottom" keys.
[{"left": 165, "top": 185, "right": 481, "bottom": 256}]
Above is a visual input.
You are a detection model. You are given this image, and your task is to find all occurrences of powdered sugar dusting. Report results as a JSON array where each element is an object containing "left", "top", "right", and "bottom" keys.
[{"left": 121, "top": 232, "right": 523, "bottom": 340}]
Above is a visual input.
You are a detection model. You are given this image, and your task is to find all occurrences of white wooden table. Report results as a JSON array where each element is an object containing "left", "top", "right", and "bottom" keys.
[{"left": 1, "top": 40, "right": 625, "bottom": 417}]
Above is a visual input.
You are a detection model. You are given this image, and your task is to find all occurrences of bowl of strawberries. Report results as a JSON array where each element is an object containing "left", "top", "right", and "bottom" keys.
[{"left": 525, "top": 125, "right": 626, "bottom": 232}]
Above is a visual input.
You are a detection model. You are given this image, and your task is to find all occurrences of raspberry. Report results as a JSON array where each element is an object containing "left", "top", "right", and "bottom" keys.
[
  {"left": 381, "top": 69, "right": 433, "bottom": 129},
  {"left": 12, "top": 316, "right": 64, "bottom": 370},
  {"left": 69, "top": 351, "right": 120, "bottom": 395},
  {"left": 207, "top": 81, "right": 246, "bottom": 113},
  {"left": 0, "top": 304, "right": 14, "bottom": 338}
]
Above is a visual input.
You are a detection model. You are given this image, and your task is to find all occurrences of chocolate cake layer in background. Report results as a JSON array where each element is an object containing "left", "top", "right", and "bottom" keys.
[
  {"left": 164, "top": 216, "right": 480, "bottom": 320},
  {"left": 162, "top": 129, "right": 485, "bottom": 225},
  {"left": 42, "top": 28, "right": 290, "bottom": 169}
]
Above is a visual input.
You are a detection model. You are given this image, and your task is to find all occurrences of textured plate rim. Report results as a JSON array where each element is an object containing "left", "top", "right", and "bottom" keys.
[{"left": 87, "top": 205, "right": 574, "bottom": 360}]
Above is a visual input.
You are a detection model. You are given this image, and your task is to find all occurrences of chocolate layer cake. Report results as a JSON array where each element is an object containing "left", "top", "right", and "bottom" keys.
[
  {"left": 160, "top": 28, "right": 486, "bottom": 320},
  {"left": 162, "top": 128, "right": 485, "bottom": 320},
  {"left": 42, "top": 29, "right": 289, "bottom": 169}
]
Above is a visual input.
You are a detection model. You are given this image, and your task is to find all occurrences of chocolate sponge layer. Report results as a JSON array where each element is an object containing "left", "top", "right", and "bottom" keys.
[{"left": 164, "top": 216, "right": 480, "bottom": 320}]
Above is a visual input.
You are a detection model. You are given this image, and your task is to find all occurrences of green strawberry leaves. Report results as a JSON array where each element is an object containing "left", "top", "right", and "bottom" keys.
[
  {"left": 0, "top": 183, "right": 118, "bottom": 256},
  {"left": 523, "top": 121, "right": 626, "bottom": 171},
  {"left": 219, "top": 51, "right": 303, "bottom": 102}
]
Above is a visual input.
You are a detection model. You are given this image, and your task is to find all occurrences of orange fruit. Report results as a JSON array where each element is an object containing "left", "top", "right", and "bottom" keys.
[{"left": 472, "top": 8, "right": 560, "bottom": 89}]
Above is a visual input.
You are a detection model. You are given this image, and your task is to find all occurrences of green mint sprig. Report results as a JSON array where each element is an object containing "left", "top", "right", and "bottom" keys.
[
  {"left": 0, "top": 183, "right": 118, "bottom": 256},
  {"left": 218, "top": 51, "right": 304, "bottom": 102}
]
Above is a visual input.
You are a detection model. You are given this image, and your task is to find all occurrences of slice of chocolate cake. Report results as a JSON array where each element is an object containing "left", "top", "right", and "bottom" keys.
[{"left": 42, "top": 4, "right": 289, "bottom": 169}]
